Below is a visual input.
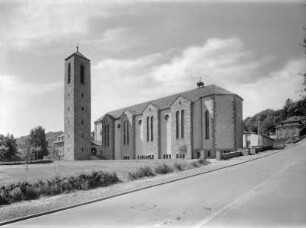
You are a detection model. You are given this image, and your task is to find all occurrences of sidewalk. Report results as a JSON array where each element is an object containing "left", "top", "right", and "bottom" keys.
[{"left": 0, "top": 148, "right": 284, "bottom": 224}]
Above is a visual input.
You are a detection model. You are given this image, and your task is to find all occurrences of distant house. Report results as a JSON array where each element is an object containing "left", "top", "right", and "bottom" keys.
[
  {"left": 276, "top": 117, "right": 303, "bottom": 140},
  {"left": 53, "top": 134, "right": 64, "bottom": 158},
  {"left": 53, "top": 134, "right": 102, "bottom": 159},
  {"left": 243, "top": 132, "right": 274, "bottom": 148}
]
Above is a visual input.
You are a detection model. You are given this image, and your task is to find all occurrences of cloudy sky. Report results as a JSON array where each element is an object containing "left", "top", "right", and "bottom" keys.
[{"left": 0, "top": 0, "right": 305, "bottom": 137}]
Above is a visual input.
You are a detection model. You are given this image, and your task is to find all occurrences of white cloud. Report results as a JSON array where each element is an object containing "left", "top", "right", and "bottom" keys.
[
  {"left": 234, "top": 58, "right": 305, "bottom": 118},
  {"left": 0, "top": 1, "right": 111, "bottom": 51},
  {"left": 151, "top": 38, "right": 274, "bottom": 90},
  {"left": 0, "top": 75, "right": 62, "bottom": 136},
  {"left": 91, "top": 38, "right": 304, "bottom": 122}
]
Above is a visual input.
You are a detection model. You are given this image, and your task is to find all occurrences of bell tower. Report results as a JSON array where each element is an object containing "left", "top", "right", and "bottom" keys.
[{"left": 64, "top": 46, "right": 91, "bottom": 160}]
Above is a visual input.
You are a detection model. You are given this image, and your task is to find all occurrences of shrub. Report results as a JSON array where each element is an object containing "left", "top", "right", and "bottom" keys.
[
  {"left": 128, "top": 166, "right": 155, "bottom": 180},
  {"left": 9, "top": 187, "right": 24, "bottom": 202},
  {"left": 191, "top": 161, "right": 200, "bottom": 168},
  {"left": 197, "top": 159, "right": 208, "bottom": 165},
  {"left": 0, "top": 188, "right": 11, "bottom": 205},
  {"left": 173, "top": 163, "right": 185, "bottom": 171},
  {"left": 154, "top": 164, "right": 174, "bottom": 175},
  {"left": 24, "top": 186, "right": 39, "bottom": 200},
  {"left": 0, "top": 170, "right": 121, "bottom": 205}
]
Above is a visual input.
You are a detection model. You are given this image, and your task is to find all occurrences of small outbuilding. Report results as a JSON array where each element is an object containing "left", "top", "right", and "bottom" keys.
[
  {"left": 276, "top": 117, "right": 303, "bottom": 140},
  {"left": 243, "top": 132, "right": 275, "bottom": 148}
]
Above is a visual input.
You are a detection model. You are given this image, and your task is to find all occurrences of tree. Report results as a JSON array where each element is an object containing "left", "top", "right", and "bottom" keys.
[
  {"left": 28, "top": 126, "right": 48, "bottom": 160},
  {"left": 0, "top": 134, "right": 19, "bottom": 161},
  {"left": 301, "top": 25, "right": 306, "bottom": 96},
  {"left": 283, "top": 98, "right": 294, "bottom": 119},
  {"left": 261, "top": 116, "right": 276, "bottom": 135}
]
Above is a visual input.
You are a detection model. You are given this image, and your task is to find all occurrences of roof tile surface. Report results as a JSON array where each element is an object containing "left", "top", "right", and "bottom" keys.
[{"left": 95, "top": 84, "right": 240, "bottom": 122}]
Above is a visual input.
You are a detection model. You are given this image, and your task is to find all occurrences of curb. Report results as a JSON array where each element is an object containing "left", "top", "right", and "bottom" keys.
[{"left": 0, "top": 149, "right": 283, "bottom": 226}]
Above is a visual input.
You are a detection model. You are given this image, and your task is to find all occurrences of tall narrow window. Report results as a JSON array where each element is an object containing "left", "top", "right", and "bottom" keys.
[
  {"left": 80, "top": 65, "right": 85, "bottom": 84},
  {"left": 106, "top": 125, "right": 109, "bottom": 147},
  {"left": 181, "top": 110, "right": 184, "bottom": 138},
  {"left": 151, "top": 116, "right": 154, "bottom": 141},
  {"left": 103, "top": 125, "right": 106, "bottom": 146},
  {"left": 205, "top": 111, "right": 210, "bottom": 139},
  {"left": 68, "top": 63, "right": 71, "bottom": 84},
  {"left": 147, "top": 117, "right": 149, "bottom": 142},
  {"left": 123, "top": 122, "right": 126, "bottom": 145},
  {"left": 127, "top": 121, "right": 129, "bottom": 145},
  {"left": 176, "top": 111, "right": 180, "bottom": 139}
]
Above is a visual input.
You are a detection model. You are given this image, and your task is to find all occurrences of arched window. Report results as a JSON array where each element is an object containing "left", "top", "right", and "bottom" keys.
[
  {"left": 181, "top": 110, "right": 184, "bottom": 138},
  {"left": 205, "top": 111, "right": 210, "bottom": 139},
  {"left": 147, "top": 117, "right": 149, "bottom": 142},
  {"left": 151, "top": 116, "right": 153, "bottom": 141},
  {"left": 80, "top": 65, "right": 85, "bottom": 84},
  {"left": 103, "top": 124, "right": 110, "bottom": 147},
  {"left": 176, "top": 111, "right": 180, "bottom": 139},
  {"left": 68, "top": 63, "right": 71, "bottom": 84}
]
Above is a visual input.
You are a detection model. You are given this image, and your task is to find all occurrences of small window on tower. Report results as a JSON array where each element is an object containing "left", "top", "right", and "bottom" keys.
[
  {"left": 82, "top": 120, "right": 84, "bottom": 125},
  {"left": 82, "top": 93, "right": 84, "bottom": 98},
  {"left": 68, "top": 63, "right": 71, "bottom": 84},
  {"left": 82, "top": 107, "right": 84, "bottom": 111},
  {"left": 80, "top": 65, "right": 85, "bottom": 84}
]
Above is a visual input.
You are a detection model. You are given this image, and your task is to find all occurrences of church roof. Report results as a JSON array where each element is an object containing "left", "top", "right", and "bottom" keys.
[
  {"left": 65, "top": 51, "right": 90, "bottom": 61},
  {"left": 95, "top": 84, "right": 242, "bottom": 122}
]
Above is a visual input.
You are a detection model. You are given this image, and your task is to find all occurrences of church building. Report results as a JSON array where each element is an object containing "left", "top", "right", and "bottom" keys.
[
  {"left": 62, "top": 48, "right": 243, "bottom": 160},
  {"left": 94, "top": 83, "right": 243, "bottom": 160}
]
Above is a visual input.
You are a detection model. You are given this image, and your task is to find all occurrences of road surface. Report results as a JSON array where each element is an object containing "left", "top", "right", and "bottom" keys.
[{"left": 5, "top": 140, "right": 306, "bottom": 227}]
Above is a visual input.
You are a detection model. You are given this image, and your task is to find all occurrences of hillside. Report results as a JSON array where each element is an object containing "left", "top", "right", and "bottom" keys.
[{"left": 243, "top": 97, "right": 306, "bottom": 135}]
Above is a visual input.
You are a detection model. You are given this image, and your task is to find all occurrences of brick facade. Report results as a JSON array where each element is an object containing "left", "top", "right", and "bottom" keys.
[
  {"left": 170, "top": 96, "right": 192, "bottom": 159},
  {"left": 142, "top": 104, "right": 160, "bottom": 159},
  {"left": 94, "top": 85, "right": 243, "bottom": 160},
  {"left": 101, "top": 115, "right": 115, "bottom": 160},
  {"left": 64, "top": 52, "right": 91, "bottom": 160},
  {"left": 120, "top": 111, "right": 135, "bottom": 159},
  {"left": 276, "top": 117, "right": 303, "bottom": 140}
]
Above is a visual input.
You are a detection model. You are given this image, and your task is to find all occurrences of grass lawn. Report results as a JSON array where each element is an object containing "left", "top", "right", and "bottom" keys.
[{"left": 0, "top": 159, "right": 196, "bottom": 185}]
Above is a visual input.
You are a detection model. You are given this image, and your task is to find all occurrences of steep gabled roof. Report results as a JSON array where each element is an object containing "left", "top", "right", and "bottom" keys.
[
  {"left": 65, "top": 51, "right": 90, "bottom": 61},
  {"left": 95, "top": 84, "right": 241, "bottom": 122}
]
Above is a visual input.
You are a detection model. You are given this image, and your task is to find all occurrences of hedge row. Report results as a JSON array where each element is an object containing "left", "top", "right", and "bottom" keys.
[
  {"left": 128, "top": 159, "right": 208, "bottom": 180},
  {"left": 0, "top": 170, "right": 120, "bottom": 205},
  {"left": 0, "top": 160, "right": 53, "bottom": 166}
]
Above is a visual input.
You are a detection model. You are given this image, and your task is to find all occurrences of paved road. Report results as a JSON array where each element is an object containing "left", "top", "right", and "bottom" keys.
[{"left": 6, "top": 140, "right": 306, "bottom": 227}]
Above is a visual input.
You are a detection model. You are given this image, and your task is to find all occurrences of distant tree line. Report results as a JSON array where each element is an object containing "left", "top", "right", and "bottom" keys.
[
  {"left": 243, "top": 97, "right": 306, "bottom": 136},
  {"left": 0, "top": 126, "right": 48, "bottom": 162}
]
